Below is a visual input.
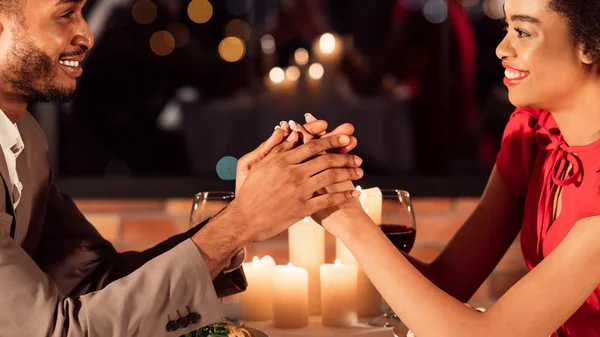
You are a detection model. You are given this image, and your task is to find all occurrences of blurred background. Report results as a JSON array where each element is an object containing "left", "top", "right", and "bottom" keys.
[{"left": 31, "top": 0, "right": 514, "bottom": 198}]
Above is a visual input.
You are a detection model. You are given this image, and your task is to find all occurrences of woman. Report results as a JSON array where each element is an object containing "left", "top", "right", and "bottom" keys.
[{"left": 254, "top": 0, "right": 600, "bottom": 335}]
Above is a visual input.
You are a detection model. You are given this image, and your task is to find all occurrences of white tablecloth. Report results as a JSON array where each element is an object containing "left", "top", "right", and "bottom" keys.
[{"left": 248, "top": 317, "right": 409, "bottom": 337}]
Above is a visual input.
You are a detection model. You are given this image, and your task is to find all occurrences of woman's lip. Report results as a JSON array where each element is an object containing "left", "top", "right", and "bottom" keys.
[{"left": 502, "top": 62, "right": 529, "bottom": 73}]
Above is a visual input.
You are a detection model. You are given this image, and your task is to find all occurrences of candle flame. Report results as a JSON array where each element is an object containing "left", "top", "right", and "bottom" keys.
[
  {"left": 334, "top": 258, "right": 341, "bottom": 266},
  {"left": 356, "top": 186, "right": 362, "bottom": 191},
  {"left": 252, "top": 256, "right": 260, "bottom": 265},
  {"left": 287, "top": 263, "right": 294, "bottom": 268},
  {"left": 260, "top": 255, "right": 276, "bottom": 267},
  {"left": 319, "top": 33, "right": 336, "bottom": 54}
]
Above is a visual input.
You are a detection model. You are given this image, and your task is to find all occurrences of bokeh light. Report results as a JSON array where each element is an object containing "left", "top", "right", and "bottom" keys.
[
  {"left": 132, "top": 0, "right": 157, "bottom": 25},
  {"left": 225, "top": 19, "right": 252, "bottom": 41},
  {"left": 308, "top": 63, "right": 324, "bottom": 80},
  {"left": 319, "top": 33, "right": 336, "bottom": 54},
  {"left": 150, "top": 30, "right": 176, "bottom": 56},
  {"left": 294, "top": 48, "right": 309, "bottom": 65},
  {"left": 216, "top": 156, "right": 238, "bottom": 180},
  {"left": 269, "top": 67, "right": 285, "bottom": 83},
  {"left": 188, "top": 0, "right": 213, "bottom": 24},
  {"left": 423, "top": 0, "right": 448, "bottom": 24},
  {"left": 167, "top": 23, "right": 190, "bottom": 48},
  {"left": 483, "top": 0, "right": 505, "bottom": 19},
  {"left": 261, "top": 34, "right": 276, "bottom": 54},
  {"left": 460, "top": 0, "right": 480, "bottom": 8},
  {"left": 285, "top": 66, "right": 301, "bottom": 82},
  {"left": 218, "top": 37, "right": 246, "bottom": 62},
  {"left": 225, "top": 0, "right": 252, "bottom": 16}
]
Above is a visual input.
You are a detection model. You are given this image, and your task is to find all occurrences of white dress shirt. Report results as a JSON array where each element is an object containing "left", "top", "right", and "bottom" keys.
[{"left": 0, "top": 110, "right": 24, "bottom": 209}]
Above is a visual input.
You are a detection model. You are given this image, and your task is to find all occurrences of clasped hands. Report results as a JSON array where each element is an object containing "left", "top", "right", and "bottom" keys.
[{"left": 232, "top": 113, "right": 367, "bottom": 242}]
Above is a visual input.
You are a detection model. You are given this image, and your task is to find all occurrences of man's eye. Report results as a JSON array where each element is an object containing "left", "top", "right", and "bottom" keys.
[{"left": 62, "top": 11, "right": 75, "bottom": 19}]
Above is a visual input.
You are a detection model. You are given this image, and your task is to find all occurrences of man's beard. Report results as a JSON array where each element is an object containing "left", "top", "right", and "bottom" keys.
[{"left": 5, "top": 30, "right": 75, "bottom": 105}]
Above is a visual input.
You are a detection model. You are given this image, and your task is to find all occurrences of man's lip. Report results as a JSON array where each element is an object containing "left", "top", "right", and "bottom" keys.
[{"left": 59, "top": 55, "right": 85, "bottom": 62}]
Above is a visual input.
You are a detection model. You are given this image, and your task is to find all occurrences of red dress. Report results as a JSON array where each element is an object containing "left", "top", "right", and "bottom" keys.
[{"left": 496, "top": 108, "right": 600, "bottom": 336}]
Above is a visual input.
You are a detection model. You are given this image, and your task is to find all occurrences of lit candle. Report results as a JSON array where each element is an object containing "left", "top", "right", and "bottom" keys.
[
  {"left": 239, "top": 256, "right": 275, "bottom": 321},
  {"left": 336, "top": 240, "right": 382, "bottom": 318},
  {"left": 273, "top": 263, "right": 309, "bottom": 328},
  {"left": 359, "top": 186, "right": 383, "bottom": 224},
  {"left": 312, "top": 33, "right": 343, "bottom": 67},
  {"left": 289, "top": 217, "right": 325, "bottom": 315},
  {"left": 320, "top": 259, "right": 358, "bottom": 327},
  {"left": 265, "top": 67, "right": 296, "bottom": 104},
  {"left": 336, "top": 186, "right": 383, "bottom": 318}
]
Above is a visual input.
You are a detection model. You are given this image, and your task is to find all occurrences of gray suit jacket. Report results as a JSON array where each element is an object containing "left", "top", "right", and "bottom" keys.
[{"left": 0, "top": 113, "right": 247, "bottom": 336}]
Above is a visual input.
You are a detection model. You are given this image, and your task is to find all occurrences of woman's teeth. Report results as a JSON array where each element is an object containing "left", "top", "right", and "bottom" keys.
[
  {"left": 504, "top": 69, "right": 529, "bottom": 80},
  {"left": 59, "top": 60, "right": 80, "bottom": 67}
]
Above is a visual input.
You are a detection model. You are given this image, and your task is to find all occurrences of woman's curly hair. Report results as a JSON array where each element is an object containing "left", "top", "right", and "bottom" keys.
[{"left": 549, "top": 0, "right": 600, "bottom": 63}]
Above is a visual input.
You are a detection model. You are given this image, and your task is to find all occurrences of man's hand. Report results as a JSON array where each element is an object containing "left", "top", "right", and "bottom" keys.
[
  {"left": 228, "top": 134, "right": 364, "bottom": 242},
  {"left": 235, "top": 127, "right": 286, "bottom": 195},
  {"left": 283, "top": 114, "right": 366, "bottom": 234},
  {"left": 235, "top": 116, "right": 357, "bottom": 194}
]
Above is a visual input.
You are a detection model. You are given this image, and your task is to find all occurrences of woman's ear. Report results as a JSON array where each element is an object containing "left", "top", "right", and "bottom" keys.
[{"left": 579, "top": 44, "right": 594, "bottom": 65}]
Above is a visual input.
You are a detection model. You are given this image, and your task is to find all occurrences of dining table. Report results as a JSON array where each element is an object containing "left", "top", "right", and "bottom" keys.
[{"left": 247, "top": 317, "right": 409, "bottom": 337}]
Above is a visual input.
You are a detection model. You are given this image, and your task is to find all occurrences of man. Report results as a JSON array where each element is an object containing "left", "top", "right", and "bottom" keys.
[{"left": 0, "top": 0, "right": 363, "bottom": 336}]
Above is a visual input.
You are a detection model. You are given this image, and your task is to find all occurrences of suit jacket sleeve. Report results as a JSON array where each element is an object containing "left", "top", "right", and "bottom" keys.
[
  {"left": 0, "top": 231, "right": 225, "bottom": 336},
  {"left": 34, "top": 183, "right": 246, "bottom": 299}
]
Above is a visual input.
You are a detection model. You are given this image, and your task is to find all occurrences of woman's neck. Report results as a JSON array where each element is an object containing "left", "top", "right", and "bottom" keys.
[{"left": 550, "top": 81, "right": 600, "bottom": 147}]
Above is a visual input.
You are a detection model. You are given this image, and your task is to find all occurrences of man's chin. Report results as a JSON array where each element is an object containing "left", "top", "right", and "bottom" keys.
[{"left": 29, "top": 88, "right": 75, "bottom": 105}]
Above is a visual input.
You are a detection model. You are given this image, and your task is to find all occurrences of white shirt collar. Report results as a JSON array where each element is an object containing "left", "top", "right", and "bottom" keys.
[{"left": 0, "top": 109, "right": 23, "bottom": 156}]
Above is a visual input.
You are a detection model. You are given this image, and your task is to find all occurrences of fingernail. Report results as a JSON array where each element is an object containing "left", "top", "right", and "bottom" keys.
[
  {"left": 274, "top": 125, "right": 281, "bottom": 130},
  {"left": 355, "top": 168, "right": 364, "bottom": 176},
  {"left": 352, "top": 190, "right": 361, "bottom": 198},
  {"left": 280, "top": 121, "right": 286, "bottom": 126},
  {"left": 339, "top": 135, "right": 350, "bottom": 145},
  {"left": 354, "top": 156, "right": 362, "bottom": 165},
  {"left": 289, "top": 120, "right": 298, "bottom": 129}
]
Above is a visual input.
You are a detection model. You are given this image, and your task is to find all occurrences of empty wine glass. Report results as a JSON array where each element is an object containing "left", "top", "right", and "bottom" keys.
[
  {"left": 190, "top": 191, "right": 241, "bottom": 325},
  {"left": 190, "top": 191, "right": 235, "bottom": 227}
]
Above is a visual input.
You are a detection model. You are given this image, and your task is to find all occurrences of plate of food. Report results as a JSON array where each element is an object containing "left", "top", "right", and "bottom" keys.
[{"left": 181, "top": 323, "right": 269, "bottom": 337}]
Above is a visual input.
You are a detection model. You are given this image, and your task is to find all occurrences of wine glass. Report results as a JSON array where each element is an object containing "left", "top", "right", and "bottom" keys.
[
  {"left": 190, "top": 191, "right": 235, "bottom": 227},
  {"left": 368, "top": 189, "right": 416, "bottom": 328},
  {"left": 190, "top": 192, "right": 242, "bottom": 325}
]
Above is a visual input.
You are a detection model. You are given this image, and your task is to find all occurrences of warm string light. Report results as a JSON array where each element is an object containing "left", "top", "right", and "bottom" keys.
[
  {"left": 218, "top": 37, "right": 246, "bottom": 62},
  {"left": 150, "top": 30, "right": 176, "bottom": 56},
  {"left": 132, "top": 0, "right": 157, "bottom": 25},
  {"left": 187, "top": 0, "right": 213, "bottom": 24}
]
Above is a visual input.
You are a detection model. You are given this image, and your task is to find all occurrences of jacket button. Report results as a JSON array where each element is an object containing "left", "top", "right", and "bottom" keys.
[
  {"left": 165, "top": 320, "right": 179, "bottom": 332},
  {"left": 177, "top": 316, "right": 189, "bottom": 329},
  {"left": 187, "top": 312, "right": 201, "bottom": 324}
]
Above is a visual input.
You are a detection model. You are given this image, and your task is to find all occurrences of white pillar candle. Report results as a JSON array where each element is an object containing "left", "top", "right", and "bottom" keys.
[
  {"left": 239, "top": 256, "right": 275, "bottom": 321},
  {"left": 358, "top": 187, "right": 383, "bottom": 225},
  {"left": 320, "top": 259, "right": 358, "bottom": 327},
  {"left": 336, "top": 239, "right": 383, "bottom": 318},
  {"left": 273, "top": 263, "right": 309, "bottom": 329},
  {"left": 289, "top": 217, "right": 325, "bottom": 316}
]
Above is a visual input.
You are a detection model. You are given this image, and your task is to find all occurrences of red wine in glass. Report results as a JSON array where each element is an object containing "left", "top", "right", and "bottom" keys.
[{"left": 380, "top": 224, "right": 416, "bottom": 253}]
